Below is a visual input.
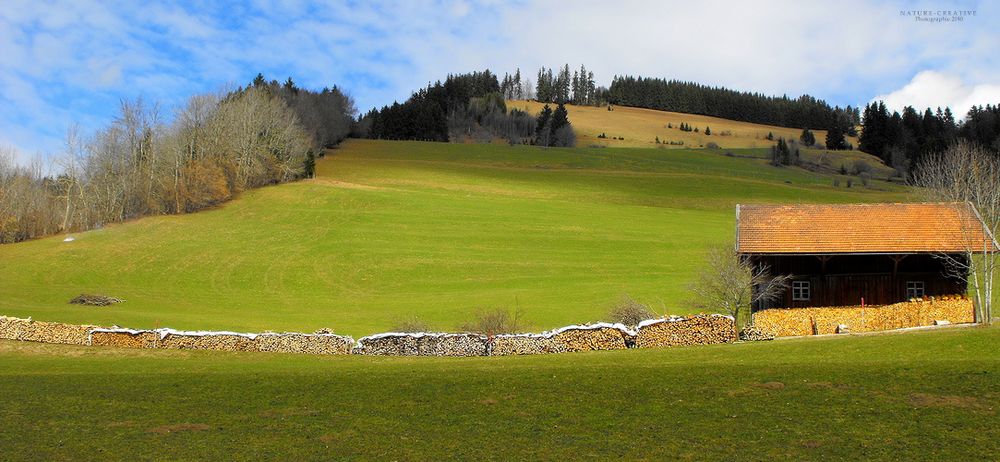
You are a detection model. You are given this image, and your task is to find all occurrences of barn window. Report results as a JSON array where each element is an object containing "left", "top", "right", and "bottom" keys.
[
  {"left": 906, "top": 281, "right": 925, "bottom": 299},
  {"left": 792, "top": 281, "right": 811, "bottom": 301}
]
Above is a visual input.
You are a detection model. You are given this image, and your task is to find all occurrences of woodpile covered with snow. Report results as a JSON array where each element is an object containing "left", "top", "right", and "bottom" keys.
[
  {"left": 0, "top": 316, "right": 97, "bottom": 345},
  {"left": 353, "top": 333, "right": 488, "bottom": 356},
  {"left": 634, "top": 315, "right": 737, "bottom": 348}
]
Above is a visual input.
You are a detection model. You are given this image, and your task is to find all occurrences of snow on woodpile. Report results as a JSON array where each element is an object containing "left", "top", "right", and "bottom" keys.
[
  {"left": 353, "top": 332, "right": 488, "bottom": 356},
  {"left": 633, "top": 315, "right": 737, "bottom": 348},
  {"left": 0, "top": 316, "right": 99, "bottom": 345},
  {"left": 89, "top": 328, "right": 158, "bottom": 349},
  {"left": 491, "top": 333, "right": 567, "bottom": 356},
  {"left": 256, "top": 332, "right": 354, "bottom": 355},
  {"left": 548, "top": 323, "right": 633, "bottom": 352},
  {"left": 156, "top": 329, "right": 259, "bottom": 352}
]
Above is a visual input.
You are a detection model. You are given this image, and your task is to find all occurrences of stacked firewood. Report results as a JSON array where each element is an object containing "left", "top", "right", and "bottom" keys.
[
  {"left": 491, "top": 334, "right": 567, "bottom": 356},
  {"left": 738, "top": 325, "right": 775, "bottom": 342},
  {"left": 753, "top": 297, "right": 974, "bottom": 337},
  {"left": 0, "top": 316, "right": 97, "bottom": 345},
  {"left": 549, "top": 324, "right": 631, "bottom": 352},
  {"left": 634, "top": 315, "right": 737, "bottom": 348},
  {"left": 158, "top": 331, "right": 257, "bottom": 352},
  {"left": 89, "top": 329, "right": 158, "bottom": 348},
  {"left": 256, "top": 333, "right": 354, "bottom": 355},
  {"left": 354, "top": 333, "right": 488, "bottom": 356}
]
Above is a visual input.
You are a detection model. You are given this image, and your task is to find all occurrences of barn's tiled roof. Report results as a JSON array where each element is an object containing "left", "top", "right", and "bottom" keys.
[{"left": 736, "top": 203, "right": 998, "bottom": 254}]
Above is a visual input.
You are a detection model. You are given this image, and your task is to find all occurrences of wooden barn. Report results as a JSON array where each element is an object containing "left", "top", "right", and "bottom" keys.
[{"left": 736, "top": 203, "right": 998, "bottom": 310}]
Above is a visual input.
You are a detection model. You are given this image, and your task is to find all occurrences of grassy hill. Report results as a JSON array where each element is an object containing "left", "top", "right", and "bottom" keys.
[
  {"left": 510, "top": 100, "right": 864, "bottom": 150},
  {"left": 0, "top": 139, "right": 906, "bottom": 336},
  {"left": 2, "top": 325, "right": 998, "bottom": 460}
]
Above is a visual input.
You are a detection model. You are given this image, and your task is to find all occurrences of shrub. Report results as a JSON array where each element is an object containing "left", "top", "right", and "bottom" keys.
[
  {"left": 705, "top": 142, "right": 720, "bottom": 149},
  {"left": 607, "top": 294, "right": 656, "bottom": 326},
  {"left": 392, "top": 317, "right": 432, "bottom": 333},
  {"left": 460, "top": 307, "right": 524, "bottom": 336},
  {"left": 852, "top": 159, "right": 872, "bottom": 175},
  {"left": 860, "top": 172, "right": 871, "bottom": 188}
]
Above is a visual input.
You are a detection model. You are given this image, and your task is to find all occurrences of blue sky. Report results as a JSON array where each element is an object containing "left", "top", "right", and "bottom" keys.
[{"left": 2, "top": 0, "right": 997, "bottom": 162}]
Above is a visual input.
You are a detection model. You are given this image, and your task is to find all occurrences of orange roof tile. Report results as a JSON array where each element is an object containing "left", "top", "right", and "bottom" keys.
[{"left": 736, "top": 203, "right": 998, "bottom": 254}]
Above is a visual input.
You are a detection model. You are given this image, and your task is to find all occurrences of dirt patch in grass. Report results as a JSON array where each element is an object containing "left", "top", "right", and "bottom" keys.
[
  {"left": 753, "top": 381, "right": 786, "bottom": 390},
  {"left": 148, "top": 423, "right": 212, "bottom": 434},
  {"left": 800, "top": 440, "right": 823, "bottom": 449},
  {"left": 311, "top": 178, "right": 384, "bottom": 190},
  {"left": 805, "top": 381, "right": 852, "bottom": 391},
  {"left": 259, "top": 407, "right": 319, "bottom": 418},
  {"left": 105, "top": 420, "right": 137, "bottom": 428},
  {"left": 318, "top": 429, "right": 359, "bottom": 444},
  {"left": 908, "top": 393, "right": 991, "bottom": 411}
]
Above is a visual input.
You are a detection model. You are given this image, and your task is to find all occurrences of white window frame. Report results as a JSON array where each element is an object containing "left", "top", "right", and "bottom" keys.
[
  {"left": 906, "top": 281, "right": 925, "bottom": 299},
  {"left": 792, "top": 280, "right": 811, "bottom": 301}
]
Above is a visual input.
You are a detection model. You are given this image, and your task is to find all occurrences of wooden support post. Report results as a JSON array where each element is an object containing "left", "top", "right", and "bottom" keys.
[{"left": 816, "top": 255, "right": 832, "bottom": 274}]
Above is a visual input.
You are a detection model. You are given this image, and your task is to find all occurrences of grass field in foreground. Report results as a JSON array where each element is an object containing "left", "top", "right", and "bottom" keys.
[
  {"left": 0, "top": 140, "right": 906, "bottom": 336},
  {"left": 1, "top": 325, "right": 998, "bottom": 460}
]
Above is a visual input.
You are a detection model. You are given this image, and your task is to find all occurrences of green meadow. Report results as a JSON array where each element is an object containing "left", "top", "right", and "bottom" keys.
[
  {"left": 0, "top": 140, "right": 906, "bottom": 337},
  {"left": 1, "top": 325, "right": 998, "bottom": 460}
]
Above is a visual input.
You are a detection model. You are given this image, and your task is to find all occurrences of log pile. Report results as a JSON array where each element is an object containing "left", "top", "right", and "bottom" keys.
[
  {"left": 752, "top": 297, "right": 975, "bottom": 337},
  {"left": 256, "top": 333, "right": 354, "bottom": 355},
  {"left": 634, "top": 315, "right": 736, "bottom": 348},
  {"left": 0, "top": 316, "right": 98, "bottom": 345},
  {"left": 157, "top": 330, "right": 258, "bottom": 352},
  {"left": 354, "top": 333, "right": 488, "bottom": 356},
  {"left": 491, "top": 334, "right": 567, "bottom": 356},
  {"left": 548, "top": 324, "right": 631, "bottom": 352},
  {"left": 738, "top": 325, "right": 775, "bottom": 342},
  {"left": 69, "top": 294, "right": 124, "bottom": 306},
  {"left": 89, "top": 329, "right": 158, "bottom": 349}
]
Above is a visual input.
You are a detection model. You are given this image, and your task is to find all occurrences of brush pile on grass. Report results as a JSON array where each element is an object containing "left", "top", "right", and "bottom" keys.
[{"left": 69, "top": 294, "right": 124, "bottom": 307}]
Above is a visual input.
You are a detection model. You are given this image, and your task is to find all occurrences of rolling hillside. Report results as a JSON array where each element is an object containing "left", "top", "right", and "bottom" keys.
[
  {"left": 510, "top": 99, "right": 862, "bottom": 149},
  {"left": 0, "top": 140, "right": 906, "bottom": 336}
]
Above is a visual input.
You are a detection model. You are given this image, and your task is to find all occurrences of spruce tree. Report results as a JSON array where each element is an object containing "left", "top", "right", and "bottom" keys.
[
  {"left": 825, "top": 116, "right": 847, "bottom": 150},
  {"left": 800, "top": 128, "right": 815, "bottom": 146}
]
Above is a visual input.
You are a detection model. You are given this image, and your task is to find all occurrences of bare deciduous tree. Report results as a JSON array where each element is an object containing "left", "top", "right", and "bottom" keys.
[
  {"left": 912, "top": 141, "right": 999, "bottom": 323},
  {"left": 690, "top": 243, "right": 792, "bottom": 330}
]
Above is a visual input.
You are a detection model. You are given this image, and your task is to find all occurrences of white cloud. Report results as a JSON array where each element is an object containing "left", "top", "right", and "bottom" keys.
[{"left": 873, "top": 70, "right": 1000, "bottom": 117}]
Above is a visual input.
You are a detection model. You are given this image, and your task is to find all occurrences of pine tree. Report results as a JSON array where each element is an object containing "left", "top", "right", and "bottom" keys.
[
  {"left": 825, "top": 114, "right": 848, "bottom": 150},
  {"left": 535, "top": 104, "right": 553, "bottom": 145},
  {"left": 705, "top": 126, "right": 711, "bottom": 136},
  {"left": 799, "top": 128, "right": 815, "bottom": 146},
  {"left": 303, "top": 151, "right": 316, "bottom": 178}
]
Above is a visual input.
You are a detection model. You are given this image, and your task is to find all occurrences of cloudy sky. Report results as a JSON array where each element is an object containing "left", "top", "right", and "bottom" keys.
[{"left": 1, "top": 0, "right": 997, "bottom": 161}]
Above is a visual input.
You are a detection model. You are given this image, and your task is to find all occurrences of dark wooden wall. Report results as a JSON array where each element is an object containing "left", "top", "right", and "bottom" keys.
[{"left": 748, "top": 253, "right": 967, "bottom": 309}]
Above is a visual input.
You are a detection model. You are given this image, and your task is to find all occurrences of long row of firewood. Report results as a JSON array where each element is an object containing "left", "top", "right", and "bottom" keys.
[
  {"left": 752, "top": 297, "right": 975, "bottom": 337},
  {"left": 0, "top": 314, "right": 738, "bottom": 356}
]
